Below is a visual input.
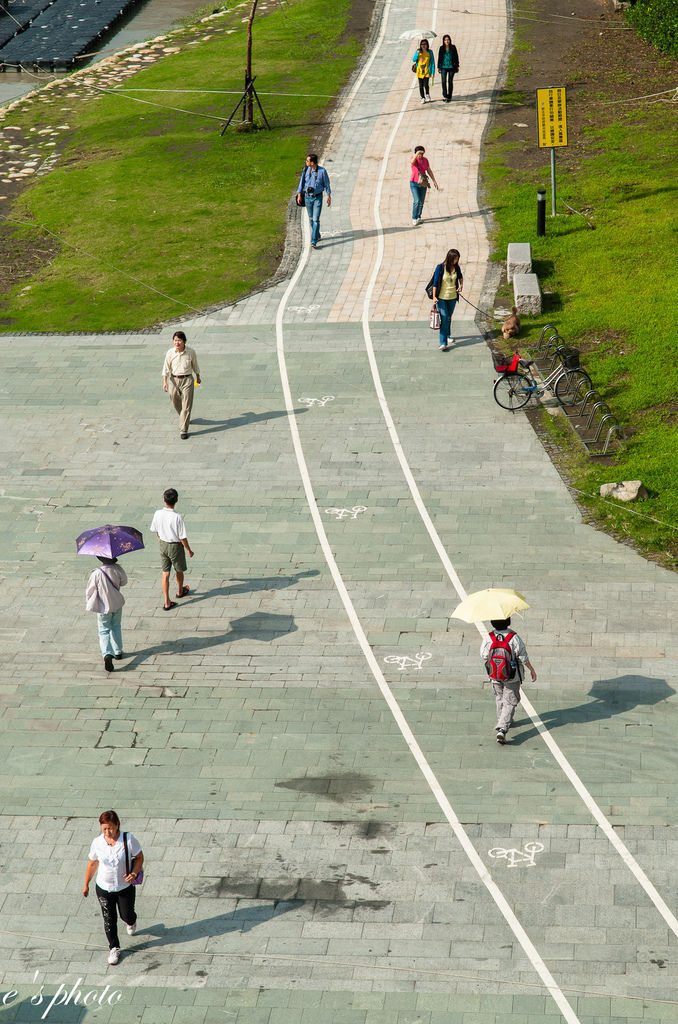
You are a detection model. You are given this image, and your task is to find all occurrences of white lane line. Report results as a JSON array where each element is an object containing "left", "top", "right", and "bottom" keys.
[
  {"left": 275, "top": 7, "right": 581, "bottom": 1020},
  {"left": 276, "top": 226, "right": 581, "bottom": 1024},
  {"left": 360, "top": 0, "right": 678, "bottom": 951}
]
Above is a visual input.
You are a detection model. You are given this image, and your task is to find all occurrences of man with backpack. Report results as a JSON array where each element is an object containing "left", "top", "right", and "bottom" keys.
[{"left": 480, "top": 617, "right": 537, "bottom": 744}]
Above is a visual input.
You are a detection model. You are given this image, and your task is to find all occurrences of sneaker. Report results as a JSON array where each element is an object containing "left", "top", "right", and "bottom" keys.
[
  {"left": 103, "top": 654, "right": 114, "bottom": 673},
  {"left": 107, "top": 947, "right": 120, "bottom": 965},
  {"left": 496, "top": 730, "right": 506, "bottom": 745},
  {"left": 448, "top": 338, "right": 455, "bottom": 346},
  {"left": 439, "top": 344, "right": 447, "bottom": 351},
  {"left": 412, "top": 218, "right": 418, "bottom": 226},
  {"left": 126, "top": 923, "right": 137, "bottom": 936},
  {"left": 420, "top": 98, "right": 426, "bottom": 104},
  {"left": 415, "top": 217, "right": 422, "bottom": 224},
  {"left": 113, "top": 652, "right": 123, "bottom": 660},
  {"left": 180, "top": 432, "right": 188, "bottom": 439}
]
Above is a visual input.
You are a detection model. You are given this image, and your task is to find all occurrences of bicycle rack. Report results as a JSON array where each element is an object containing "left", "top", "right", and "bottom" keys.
[
  {"left": 573, "top": 388, "right": 601, "bottom": 417},
  {"left": 601, "top": 424, "right": 624, "bottom": 455},
  {"left": 577, "top": 404, "right": 625, "bottom": 456},
  {"left": 531, "top": 337, "right": 563, "bottom": 367},
  {"left": 585, "top": 401, "right": 612, "bottom": 432},
  {"left": 535, "top": 324, "right": 560, "bottom": 354},
  {"left": 591, "top": 412, "right": 617, "bottom": 444},
  {"left": 544, "top": 345, "right": 570, "bottom": 374},
  {"left": 506, "top": 323, "right": 625, "bottom": 456},
  {"left": 571, "top": 376, "right": 594, "bottom": 406}
]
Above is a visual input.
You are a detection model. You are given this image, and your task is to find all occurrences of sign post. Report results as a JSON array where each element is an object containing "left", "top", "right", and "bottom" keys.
[{"left": 536, "top": 87, "right": 567, "bottom": 216}]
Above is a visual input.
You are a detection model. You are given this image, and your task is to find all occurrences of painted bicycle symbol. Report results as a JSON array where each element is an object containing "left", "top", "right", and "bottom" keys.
[
  {"left": 324, "top": 506, "right": 367, "bottom": 520},
  {"left": 383, "top": 652, "right": 432, "bottom": 672},
  {"left": 298, "top": 396, "right": 335, "bottom": 407},
  {"left": 488, "top": 842, "right": 544, "bottom": 868}
]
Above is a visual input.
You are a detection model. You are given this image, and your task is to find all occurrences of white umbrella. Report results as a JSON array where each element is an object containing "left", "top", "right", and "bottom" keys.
[
  {"left": 399, "top": 28, "right": 437, "bottom": 40},
  {"left": 451, "top": 588, "right": 530, "bottom": 624}
]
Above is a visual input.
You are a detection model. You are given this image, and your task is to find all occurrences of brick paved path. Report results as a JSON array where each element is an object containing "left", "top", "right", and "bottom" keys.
[{"left": 1, "top": 1, "right": 677, "bottom": 1022}]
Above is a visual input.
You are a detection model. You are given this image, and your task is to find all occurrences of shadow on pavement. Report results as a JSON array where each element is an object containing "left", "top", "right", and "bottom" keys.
[
  {"left": 189, "top": 570, "right": 320, "bottom": 605},
  {"left": 511, "top": 674, "right": 675, "bottom": 745},
  {"left": 189, "top": 408, "right": 307, "bottom": 436},
  {"left": 317, "top": 211, "right": 491, "bottom": 249},
  {"left": 122, "top": 612, "right": 298, "bottom": 670},
  {"left": 133, "top": 900, "right": 303, "bottom": 951},
  {"left": 0, "top": 997, "right": 86, "bottom": 1021}
]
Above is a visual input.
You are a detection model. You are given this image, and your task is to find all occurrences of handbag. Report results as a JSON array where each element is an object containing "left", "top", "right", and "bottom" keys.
[
  {"left": 429, "top": 306, "right": 441, "bottom": 330},
  {"left": 123, "top": 832, "right": 144, "bottom": 887},
  {"left": 418, "top": 172, "right": 430, "bottom": 189},
  {"left": 424, "top": 273, "right": 435, "bottom": 300}
]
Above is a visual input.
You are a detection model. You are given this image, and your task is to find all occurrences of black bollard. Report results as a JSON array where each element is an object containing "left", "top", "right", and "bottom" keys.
[{"left": 537, "top": 188, "right": 546, "bottom": 237}]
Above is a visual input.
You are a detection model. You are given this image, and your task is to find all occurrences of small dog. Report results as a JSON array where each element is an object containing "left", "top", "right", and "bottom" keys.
[{"left": 502, "top": 306, "right": 521, "bottom": 339}]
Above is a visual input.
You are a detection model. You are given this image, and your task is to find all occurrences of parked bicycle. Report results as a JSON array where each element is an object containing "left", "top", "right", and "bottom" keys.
[{"left": 492, "top": 345, "right": 592, "bottom": 412}]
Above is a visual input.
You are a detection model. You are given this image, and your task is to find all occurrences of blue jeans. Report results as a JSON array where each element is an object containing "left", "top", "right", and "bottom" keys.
[
  {"left": 436, "top": 297, "right": 457, "bottom": 345},
  {"left": 410, "top": 181, "right": 427, "bottom": 220},
  {"left": 305, "top": 193, "right": 323, "bottom": 244},
  {"left": 97, "top": 609, "right": 123, "bottom": 657}
]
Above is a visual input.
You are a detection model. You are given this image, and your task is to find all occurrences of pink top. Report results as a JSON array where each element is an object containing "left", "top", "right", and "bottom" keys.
[{"left": 410, "top": 155, "right": 430, "bottom": 183}]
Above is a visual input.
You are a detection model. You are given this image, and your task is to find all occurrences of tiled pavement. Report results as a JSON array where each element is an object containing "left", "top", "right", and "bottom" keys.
[{"left": 1, "top": 2, "right": 677, "bottom": 1023}]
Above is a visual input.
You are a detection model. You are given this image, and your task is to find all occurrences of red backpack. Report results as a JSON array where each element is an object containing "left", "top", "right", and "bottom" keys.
[{"left": 485, "top": 631, "right": 518, "bottom": 682}]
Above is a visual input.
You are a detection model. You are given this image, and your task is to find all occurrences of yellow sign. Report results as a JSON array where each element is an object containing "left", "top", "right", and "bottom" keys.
[{"left": 536, "top": 87, "right": 567, "bottom": 148}]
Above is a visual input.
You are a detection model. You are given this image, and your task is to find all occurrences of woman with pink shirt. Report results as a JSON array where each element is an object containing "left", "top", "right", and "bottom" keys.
[{"left": 409, "top": 145, "right": 439, "bottom": 225}]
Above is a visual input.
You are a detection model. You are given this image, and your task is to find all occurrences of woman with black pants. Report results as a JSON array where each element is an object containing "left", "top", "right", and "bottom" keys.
[
  {"left": 438, "top": 35, "right": 460, "bottom": 102},
  {"left": 82, "top": 810, "right": 144, "bottom": 965}
]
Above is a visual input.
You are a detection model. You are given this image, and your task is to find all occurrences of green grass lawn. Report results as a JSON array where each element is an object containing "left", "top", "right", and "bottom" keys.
[
  {"left": 483, "top": 52, "right": 678, "bottom": 568},
  {"left": 0, "top": 0, "right": 361, "bottom": 331}
]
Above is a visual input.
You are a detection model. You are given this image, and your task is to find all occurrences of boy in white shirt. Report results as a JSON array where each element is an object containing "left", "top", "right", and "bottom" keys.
[{"left": 150, "top": 488, "right": 194, "bottom": 611}]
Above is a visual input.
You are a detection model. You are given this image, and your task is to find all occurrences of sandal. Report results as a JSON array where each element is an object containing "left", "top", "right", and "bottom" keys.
[
  {"left": 162, "top": 602, "right": 177, "bottom": 611},
  {"left": 176, "top": 586, "right": 190, "bottom": 598}
]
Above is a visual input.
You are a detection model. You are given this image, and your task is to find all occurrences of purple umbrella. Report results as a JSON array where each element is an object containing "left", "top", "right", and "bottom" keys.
[{"left": 76, "top": 524, "right": 144, "bottom": 558}]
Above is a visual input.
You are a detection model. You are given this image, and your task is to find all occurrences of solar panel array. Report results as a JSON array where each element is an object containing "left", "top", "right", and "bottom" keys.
[
  {"left": 0, "top": 0, "right": 144, "bottom": 69},
  {"left": 0, "top": 0, "right": 54, "bottom": 49}
]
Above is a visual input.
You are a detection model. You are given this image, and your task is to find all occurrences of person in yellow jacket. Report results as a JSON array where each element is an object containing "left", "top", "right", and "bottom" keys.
[{"left": 412, "top": 38, "right": 435, "bottom": 103}]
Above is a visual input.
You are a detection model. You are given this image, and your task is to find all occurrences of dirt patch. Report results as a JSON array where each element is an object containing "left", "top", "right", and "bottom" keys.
[
  {"left": 0, "top": 221, "right": 60, "bottom": 316},
  {"left": 573, "top": 328, "right": 630, "bottom": 355},
  {"left": 493, "top": 0, "right": 678, "bottom": 175}
]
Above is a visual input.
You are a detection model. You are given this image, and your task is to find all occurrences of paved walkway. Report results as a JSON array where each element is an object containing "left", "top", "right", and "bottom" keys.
[{"left": 1, "top": 1, "right": 677, "bottom": 1023}]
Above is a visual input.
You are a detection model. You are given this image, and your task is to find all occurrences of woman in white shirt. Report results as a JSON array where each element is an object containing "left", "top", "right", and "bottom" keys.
[{"left": 82, "top": 810, "right": 144, "bottom": 965}]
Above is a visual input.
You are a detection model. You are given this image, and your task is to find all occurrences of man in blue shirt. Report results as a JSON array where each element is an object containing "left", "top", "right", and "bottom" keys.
[{"left": 296, "top": 153, "right": 331, "bottom": 249}]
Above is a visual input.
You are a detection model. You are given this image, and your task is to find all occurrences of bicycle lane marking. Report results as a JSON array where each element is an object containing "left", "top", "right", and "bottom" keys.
[
  {"left": 276, "top": 227, "right": 581, "bottom": 1024},
  {"left": 359, "top": 0, "right": 678, "bottom": 950},
  {"left": 275, "top": 7, "right": 581, "bottom": 1021}
]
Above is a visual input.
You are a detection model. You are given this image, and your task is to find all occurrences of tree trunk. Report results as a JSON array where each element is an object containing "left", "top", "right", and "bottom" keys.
[{"left": 246, "top": 0, "right": 258, "bottom": 124}]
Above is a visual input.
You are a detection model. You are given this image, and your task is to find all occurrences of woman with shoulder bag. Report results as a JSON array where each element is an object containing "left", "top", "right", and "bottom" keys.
[
  {"left": 430, "top": 248, "right": 463, "bottom": 350},
  {"left": 409, "top": 145, "right": 439, "bottom": 226},
  {"left": 82, "top": 810, "right": 144, "bottom": 966}
]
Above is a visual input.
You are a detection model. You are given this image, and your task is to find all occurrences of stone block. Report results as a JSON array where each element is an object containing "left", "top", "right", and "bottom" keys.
[
  {"left": 599, "top": 480, "right": 647, "bottom": 502},
  {"left": 513, "top": 272, "right": 542, "bottom": 314},
  {"left": 507, "top": 241, "right": 532, "bottom": 282}
]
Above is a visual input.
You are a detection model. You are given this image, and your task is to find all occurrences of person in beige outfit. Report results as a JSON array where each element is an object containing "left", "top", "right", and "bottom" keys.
[{"left": 162, "top": 331, "right": 201, "bottom": 439}]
